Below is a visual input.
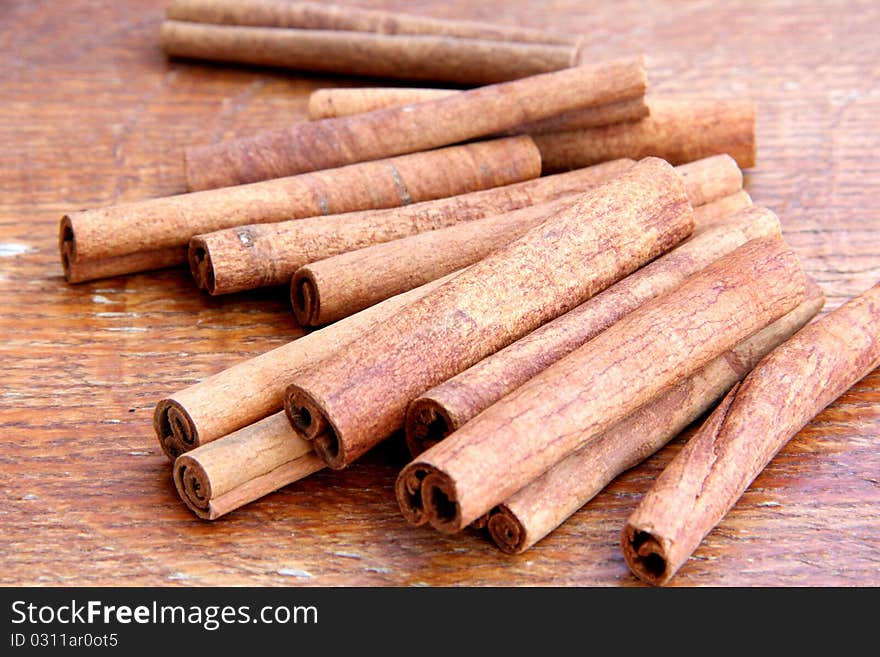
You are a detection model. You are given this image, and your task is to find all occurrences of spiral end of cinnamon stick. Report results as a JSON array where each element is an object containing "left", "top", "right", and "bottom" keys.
[
  {"left": 290, "top": 269, "right": 321, "bottom": 326},
  {"left": 487, "top": 506, "right": 528, "bottom": 554},
  {"left": 421, "top": 470, "right": 464, "bottom": 534},
  {"left": 394, "top": 462, "right": 436, "bottom": 526},
  {"left": 404, "top": 398, "right": 454, "bottom": 457},
  {"left": 284, "top": 385, "right": 349, "bottom": 469},
  {"left": 59, "top": 215, "right": 76, "bottom": 282},
  {"left": 154, "top": 398, "right": 200, "bottom": 461},
  {"left": 188, "top": 237, "right": 216, "bottom": 294},
  {"left": 172, "top": 454, "right": 216, "bottom": 520},
  {"left": 621, "top": 523, "right": 673, "bottom": 586}
]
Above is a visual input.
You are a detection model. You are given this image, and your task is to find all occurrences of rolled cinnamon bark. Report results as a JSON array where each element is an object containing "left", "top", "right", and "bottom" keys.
[
  {"left": 291, "top": 155, "right": 742, "bottom": 326},
  {"left": 182, "top": 57, "right": 646, "bottom": 190},
  {"left": 154, "top": 272, "right": 456, "bottom": 460},
  {"left": 284, "top": 158, "right": 695, "bottom": 470},
  {"left": 622, "top": 282, "right": 880, "bottom": 586},
  {"left": 308, "top": 87, "right": 649, "bottom": 135},
  {"left": 61, "top": 137, "right": 539, "bottom": 283},
  {"left": 162, "top": 21, "right": 579, "bottom": 89},
  {"left": 534, "top": 98, "right": 757, "bottom": 172},
  {"left": 192, "top": 159, "right": 634, "bottom": 295},
  {"left": 692, "top": 190, "right": 752, "bottom": 232},
  {"left": 166, "top": 0, "right": 577, "bottom": 45},
  {"left": 173, "top": 412, "right": 324, "bottom": 520},
  {"left": 62, "top": 245, "right": 186, "bottom": 283},
  {"left": 403, "top": 238, "right": 806, "bottom": 533},
  {"left": 402, "top": 205, "right": 775, "bottom": 464},
  {"left": 487, "top": 281, "right": 825, "bottom": 554}
]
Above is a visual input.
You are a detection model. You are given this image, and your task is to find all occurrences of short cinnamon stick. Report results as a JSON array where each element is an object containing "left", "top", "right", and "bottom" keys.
[
  {"left": 61, "top": 137, "right": 539, "bottom": 283},
  {"left": 173, "top": 412, "right": 324, "bottom": 520},
  {"left": 403, "top": 238, "right": 806, "bottom": 533},
  {"left": 487, "top": 281, "right": 824, "bottom": 554},
  {"left": 534, "top": 98, "right": 757, "bottom": 172},
  {"left": 166, "top": 0, "right": 577, "bottom": 45},
  {"left": 182, "top": 57, "right": 646, "bottom": 190},
  {"left": 622, "top": 282, "right": 880, "bottom": 586},
  {"left": 191, "top": 159, "right": 634, "bottom": 295},
  {"left": 284, "top": 158, "right": 695, "bottom": 469},
  {"left": 291, "top": 155, "right": 742, "bottom": 326}
]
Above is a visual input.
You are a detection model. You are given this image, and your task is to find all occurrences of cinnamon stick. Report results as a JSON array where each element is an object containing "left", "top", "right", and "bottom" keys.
[
  {"left": 154, "top": 272, "right": 456, "bottom": 460},
  {"left": 308, "top": 87, "right": 649, "bottom": 134},
  {"left": 487, "top": 281, "right": 824, "bottom": 554},
  {"left": 622, "top": 282, "right": 880, "bottom": 586},
  {"left": 692, "top": 190, "right": 752, "bottom": 231},
  {"left": 191, "top": 159, "right": 634, "bottom": 295},
  {"left": 291, "top": 155, "right": 742, "bottom": 326},
  {"left": 166, "top": 0, "right": 577, "bottom": 45},
  {"left": 402, "top": 238, "right": 806, "bottom": 533},
  {"left": 162, "top": 21, "right": 579, "bottom": 89},
  {"left": 534, "top": 98, "right": 757, "bottom": 172},
  {"left": 402, "top": 205, "right": 775, "bottom": 464},
  {"left": 182, "top": 58, "right": 646, "bottom": 190},
  {"left": 61, "top": 137, "right": 539, "bottom": 283},
  {"left": 283, "top": 158, "right": 695, "bottom": 469}
]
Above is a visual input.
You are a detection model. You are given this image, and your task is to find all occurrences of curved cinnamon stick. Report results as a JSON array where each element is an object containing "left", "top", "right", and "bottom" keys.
[
  {"left": 622, "top": 282, "right": 880, "bottom": 586},
  {"left": 283, "top": 158, "right": 694, "bottom": 470},
  {"left": 182, "top": 57, "right": 646, "bottom": 190}
]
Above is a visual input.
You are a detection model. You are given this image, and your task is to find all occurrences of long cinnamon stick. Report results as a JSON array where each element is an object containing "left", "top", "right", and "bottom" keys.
[
  {"left": 622, "top": 282, "right": 880, "bottom": 586},
  {"left": 307, "top": 87, "right": 649, "bottom": 134},
  {"left": 284, "top": 158, "right": 695, "bottom": 469},
  {"left": 534, "top": 98, "right": 757, "bottom": 172},
  {"left": 154, "top": 272, "right": 456, "bottom": 460},
  {"left": 173, "top": 412, "right": 324, "bottom": 520},
  {"left": 166, "top": 0, "right": 577, "bottom": 45},
  {"left": 61, "top": 137, "right": 539, "bottom": 283},
  {"left": 487, "top": 282, "right": 825, "bottom": 554},
  {"left": 291, "top": 155, "right": 742, "bottom": 326},
  {"left": 402, "top": 205, "right": 773, "bottom": 464},
  {"left": 403, "top": 238, "right": 806, "bottom": 533},
  {"left": 182, "top": 58, "right": 646, "bottom": 190},
  {"left": 191, "top": 159, "right": 634, "bottom": 295}
]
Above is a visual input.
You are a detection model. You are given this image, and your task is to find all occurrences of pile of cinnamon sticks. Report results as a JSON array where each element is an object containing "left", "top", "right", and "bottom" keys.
[{"left": 61, "top": 1, "right": 880, "bottom": 586}]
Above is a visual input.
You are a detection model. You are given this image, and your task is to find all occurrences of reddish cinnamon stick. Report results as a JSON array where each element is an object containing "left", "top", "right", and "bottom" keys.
[
  {"left": 182, "top": 57, "right": 646, "bottom": 190},
  {"left": 622, "top": 282, "right": 880, "bottom": 585},
  {"left": 191, "top": 159, "right": 634, "bottom": 295},
  {"left": 487, "top": 282, "right": 824, "bottom": 553},
  {"left": 402, "top": 238, "right": 806, "bottom": 533},
  {"left": 61, "top": 137, "right": 539, "bottom": 283},
  {"left": 284, "top": 158, "right": 694, "bottom": 469}
]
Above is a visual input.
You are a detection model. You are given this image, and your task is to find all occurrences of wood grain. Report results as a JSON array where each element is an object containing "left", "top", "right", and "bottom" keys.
[{"left": 0, "top": 0, "right": 877, "bottom": 586}]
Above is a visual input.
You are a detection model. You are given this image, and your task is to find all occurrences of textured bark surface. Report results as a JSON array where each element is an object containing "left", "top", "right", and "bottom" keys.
[
  {"left": 194, "top": 159, "right": 631, "bottom": 295},
  {"left": 291, "top": 155, "right": 741, "bottom": 326},
  {"left": 534, "top": 97, "right": 756, "bottom": 172},
  {"left": 154, "top": 273, "right": 454, "bottom": 459},
  {"left": 173, "top": 412, "right": 323, "bottom": 519},
  {"left": 623, "top": 282, "right": 880, "bottom": 585},
  {"left": 183, "top": 57, "right": 645, "bottom": 189},
  {"left": 61, "top": 137, "right": 538, "bottom": 282},
  {"left": 284, "top": 158, "right": 694, "bottom": 469},
  {"left": 692, "top": 190, "right": 752, "bottom": 231},
  {"left": 166, "top": 0, "right": 577, "bottom": 44},
  {"left": 489, "top": 282, "right": 824, "bottom": 553},
  {"left": 403, "top": 206, "right": 777, "bottom": 461},
  {"left": 405, "top": 238, "right": 806, "bottom": 532}
]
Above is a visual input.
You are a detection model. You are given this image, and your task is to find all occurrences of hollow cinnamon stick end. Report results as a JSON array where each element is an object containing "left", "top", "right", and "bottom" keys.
[
  {"left": 621, "top": 523, "right": 676, "bottom": 586},
  {"left": 172, "top": 453, "right": 217, "bottom": 521},
  {"left": 394, "top": 462, "right": 439, "bottom": 526},
  {"left": 188, "top": 236, "right": 217, "bottom": 294},
  {"left": 421, "top": 470, "right": 464, "bottom": 534},
  {"left": 154, "top": 398, "right": 200, "bottom": 461},
  {"left": 284, "top": 385, "right": 330, "bottom": 440},
  {"left": 404, "top": 397, "right": 455, "bottom": 457},
  {"left": 58, "top": 215, "right": 78, "bottom": 282},
  {"left": 290, "top": 268, "right": 321, "bottom": 326},
  {"left": 487, "top": 506, "right": 529, "bottom": 554}
]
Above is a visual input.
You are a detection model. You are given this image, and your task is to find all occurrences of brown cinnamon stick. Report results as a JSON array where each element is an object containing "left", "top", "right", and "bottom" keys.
[
  {"left": 308, "top": 87, "right": 649, "bottom": 135},
  {"left": 61, "top": 245, "right": 186, "bottom": 284},
  {"left": 191, "top": 159, "right": 634, "bottom": 295},
  {"left": 487, "top": 281, "right": 824, "bottom": 554},
  {"left": 402, "top": 205, "right": 775, "bottom": 465},
  {"left": 154, "top": 272, "right": 456, "bottom": 460},
  {"left": 283, "top": 158, "right": 695, "bottom": 469},
  {"left": 182, "top": 58, "right": 646, "bottom": 190},
  {"left": 173, "top": 412, "right": 324, "bottom": 520},
  {"left": 622, "top": 282, "right": 880, "bottom": 586},
  {"left": 402, "top": 238, "right": 806, "bottom": 533},
  {"left": 166, "top": 0, "right": 577, "bottom": 45},
  {"left": 61, "top": 137, "right": 539, "bottom": 283},
  {"left": 291, "top": 155, "right": 742, "bottom": 326},
  {"left": 534, "top": 98, "right": 757, "bottom": 172}
]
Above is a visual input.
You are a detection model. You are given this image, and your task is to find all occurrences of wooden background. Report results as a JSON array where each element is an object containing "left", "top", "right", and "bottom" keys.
[{"left": 2, "top": 0, "right": 878, "bottom": 586}]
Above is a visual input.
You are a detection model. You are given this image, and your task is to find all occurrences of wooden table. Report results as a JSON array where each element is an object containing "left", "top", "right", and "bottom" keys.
[{"left": 2, "top": 0, "right": 878, "bottom": 586}]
